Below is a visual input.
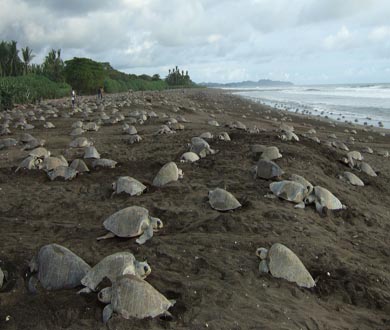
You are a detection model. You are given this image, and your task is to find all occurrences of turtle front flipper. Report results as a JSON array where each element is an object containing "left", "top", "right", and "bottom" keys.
[
  {"left": 136, "top": 224, "right": 154, "bottom": 245},
  {"left": 97, "top": 232, "right": 116, "bottom": 241},
  {"left": 102, "top": 304, "right": 113, "bottom": 323}
]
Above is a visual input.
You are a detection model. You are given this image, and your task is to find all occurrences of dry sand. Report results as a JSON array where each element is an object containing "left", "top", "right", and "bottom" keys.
[{"left": 0, "top": 89, "right": 389, "bottom": 330}]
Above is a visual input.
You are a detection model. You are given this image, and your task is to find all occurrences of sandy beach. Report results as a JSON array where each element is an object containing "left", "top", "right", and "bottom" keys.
[{"left": 0, "top": 88, "right": 389, "bottom": 330}]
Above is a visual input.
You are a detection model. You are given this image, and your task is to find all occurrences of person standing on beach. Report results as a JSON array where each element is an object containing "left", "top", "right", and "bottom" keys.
[
  {"left": 97, "top": 87, "right": 102, "bottom": 100},
  {"left": 71, "top": 89, "right": 76, "bottom": 108}
]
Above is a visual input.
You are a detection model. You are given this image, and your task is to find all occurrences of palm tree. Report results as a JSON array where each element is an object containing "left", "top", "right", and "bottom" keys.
[
  {"left": 21, "top": 46, "right": 35, "bottom": 75},
  {"left": 8, "top": 40, "right": 22, "bottom": 76}
]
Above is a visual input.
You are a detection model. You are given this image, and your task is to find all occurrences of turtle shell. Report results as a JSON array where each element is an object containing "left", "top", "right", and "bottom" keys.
[
  {"left": 103, "top": 206, "right": 150, "bottom": 237},
  {"left": 81, "top": 252, "right": 150, "bottom": 291},
  {"left": 113, "top": 176, "right": 146, "bottom": 196},
  {"left": 313, "top": 186, "right": 343, "bottom": 210},
  {"left": 102, "top": 275, "right": 174, "bottom": 319},
  {"left": 209, "top": 188, "right": 241, "bottom": 211},
  {"left": 30, "top": 244, "right": 91, "bottom": 290},
  {"left": 267, "top": 243, "right": 315, "bottom": 288},
  {"left": 269, "top": 181, "right": 306, "bottom": 203},
  {"left": 255, "top": 159, "right": 283, "bottom": 179},
  {"left": 152, "top": 162, "right": 182, "bottom": 187}
]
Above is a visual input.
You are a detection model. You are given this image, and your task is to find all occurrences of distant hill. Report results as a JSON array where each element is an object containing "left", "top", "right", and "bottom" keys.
[{"left": 201, "top": 79, "right": 293, "bottom": 88}]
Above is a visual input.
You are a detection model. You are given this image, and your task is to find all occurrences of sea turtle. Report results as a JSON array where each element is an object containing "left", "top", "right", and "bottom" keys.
[
  {"left": 124, "top": 126, "right": 137, "bottom": 135},
  {"left": 208, "top": 119, "right": 220, "bottom": 127},
  {"left": 44, "top": 122, "right": 55, "bottom": 129},
  {"left": 280, "top": 123, "right": 294, "bottom": 132},
  {"left": 20, "top": 133, "right": 36, "bottom": 143},
  {"left": 92, "top": 159, "right": 117, "bottom": 169},
  {"left": 254, "top": 159, "right": 284, "bottom": 179},
  {"left": 218, "top": 132, "right": 231, "bottom": 141},
  {"left": 0, "top": 138, "right": 18, "bottom": 149},
  {"left": 29, "top": 243, "right": 91, "bottom": 291},
  {"left": 112, "top": 176, "right": 146, "bottom": 196},
  {"left": 377, "top": 150, "right": 389, "bottom": 157},
  {"left": 84, "top": 146, "right": 101, "bottom": 159},
  {"left": 269, "top": 181, "right": 307, "bottom": 204},
  {"left": 70, "top": 159, "right": 90, "bottom": 173},
  {"left": 42, "top": 156, "right": 68, "bottom": 171},
  {"left": 84, "top": 122, "right": 100, "bottom": 131},
  {"left": 361, "top": 146, "right": 373, "bottom": 154},
  {"left": 15, "top": 156, "right": 42, "bottom": 172},
  {"left": 332, "top": 141, "right": 349, "bottom": 151},
  {"left": 199, "top": 132, "right": 213, "bottom": 139},
  {"left": 97, "top": 206, "right": 163, "bottom": 244},
  {"left": 22, "top": 138, "right": 45, "bottom": 150},
  {"left": 358, "top": 162, "right": 377, "bottom": 177},
  {"left": 69, "top": 137, "right": 93, "bottom": 148},
  {"left": 152, "top": 162, "right": 183, "bottom": 187},
  {"left": 71, "top": 121, "right": 83, "bottom": 129},
  {"left": 180, "top": 152, "right": 200, "bottom": 163},
  {"left": 305, "top": 186, "right": 343, "bottom": 213},
  {"left": 260, "top": 147, "right": 282, "bottom": 161},
  {"left": 190, "top": 137, "right": 215, "bottom": 158},
  {"left": 208, "top": 188, "right": 241, "bottom": 211},
  {"left": 280, "top": 130, "right": 299, "bottom": 142},
  {"left": 70, "top": 127, "right": 85, "bottom": 136},
  {"left": 29, "top": 147, "right": 50, "bottom": 159},
  {"left": 230, "top": 121, "right": 246, "bottom": 130},
  {"left": 289, "top": 174, "right": 313, "bottom": 195},
  {"left": 256, "top": 243, "right": 315, "bottom": 288},
  {"left": 156, "top": 125, "right": 175, "bottom": 134},
  {"left": 340, "top": 171, "right": 364, "bottom": 186},
  {"left": 80, "top": 252, "right": 151, "bottom": 293},
  {"left": 47, "top": 166, "right": 78, "bottom": 181},
  {"left": 170, "top": 122, "right": 185, "bottom": 131},
  {"left": 98, "top": 275, "right": 174, "bottom": 323},
  {"left": 123, "top": 134, "right": 142, "bottom": 144}
]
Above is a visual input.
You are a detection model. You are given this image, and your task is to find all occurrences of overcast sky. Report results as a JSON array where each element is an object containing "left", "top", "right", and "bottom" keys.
[{"left": 1, "top": 0, "right": 390, "bottom": 84}]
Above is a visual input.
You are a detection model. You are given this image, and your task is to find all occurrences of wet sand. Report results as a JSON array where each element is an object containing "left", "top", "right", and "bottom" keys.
[{"left": 0, "top": 88, "right": 390, "bottom": 330}]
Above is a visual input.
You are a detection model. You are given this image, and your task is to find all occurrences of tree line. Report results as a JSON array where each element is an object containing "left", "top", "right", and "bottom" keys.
[{"left": 0, "top": 40, "right": 195, "bottom": 109}]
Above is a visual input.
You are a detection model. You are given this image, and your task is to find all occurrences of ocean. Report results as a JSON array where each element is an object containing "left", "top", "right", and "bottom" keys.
[{"left": 232, "top": 83, "right": 390, "bottom": 129}]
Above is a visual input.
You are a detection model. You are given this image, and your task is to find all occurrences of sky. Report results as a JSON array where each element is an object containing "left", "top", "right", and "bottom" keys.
[{"left": 1, "top": 0, "right": 390, "bottom": 85}]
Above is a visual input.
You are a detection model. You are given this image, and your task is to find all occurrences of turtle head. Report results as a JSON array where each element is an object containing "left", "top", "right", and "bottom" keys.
[
  {"left": 256, "top": 247, "right": 268, "bottom": 260},
  {"left": 134, "top": 260, "right": 151, "bottom": 279},
  {"left": 98, "top": 287, "right": 112, "bottom": 304},
  {"left": 178, "top": 169, "right": 184, "bottom": 179},
  {"left": 150, "top": 217, "right": 163, "bottom": 230},
  {"left": 111, "top": 181, "right": 117, "bottom": 191}
]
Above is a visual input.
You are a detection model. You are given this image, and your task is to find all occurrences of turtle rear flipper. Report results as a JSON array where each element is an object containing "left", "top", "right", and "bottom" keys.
[
  {"left": 136, "top": 225, "right": 154, "bottom": 245},
  {"left": 103, "top": 304, "right": 113, "bottom": 323},
  {"left": 97, "top": 232, "right": 115, "bottom": 241},
  {"left": 28, "top": 276, "right": 38, "bottom": 294}
]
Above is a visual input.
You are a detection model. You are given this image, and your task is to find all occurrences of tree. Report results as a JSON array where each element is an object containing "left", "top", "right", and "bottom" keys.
[
  {"left": 64, "top": 57, "right": 105, "bottom": 94},
  {"left": 0, "top": 40, "right": 23, "bottom": 77},
  {"left": 42, "top": 49, "right": 64, "bottom": 82},
  {"left": 21, "top": 46, "right": 35, "bottom": 75}
]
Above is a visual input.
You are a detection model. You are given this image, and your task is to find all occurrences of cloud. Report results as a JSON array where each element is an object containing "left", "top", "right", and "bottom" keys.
[
  {"left": 369, "top": 26, "right": 390, "bottom": 41},
  {"left": 323, "top": 26, "right": 353, "bottom": 50}
]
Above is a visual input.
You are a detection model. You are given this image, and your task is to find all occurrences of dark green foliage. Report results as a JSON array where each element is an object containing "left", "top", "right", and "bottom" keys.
[
  {"left": 0, "top": 40, "right": 23, "bottom": 77},
  {"left": 64, "top": 57, "right": 105, "bottom": 94},
  {"left": 166, "top": 65, "right": 194, "bottom": 86},
  {"left": 0, "top": 75, "right": 71, "bottom": 110},
  {"left": 42, "top": 49, "right": 65, "bottom": 82}
]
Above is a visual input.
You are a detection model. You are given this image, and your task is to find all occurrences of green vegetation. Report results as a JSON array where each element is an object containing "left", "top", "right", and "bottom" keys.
[
  {"left": 165, "top": 66, "right": 194, "bottom": 87},
  {"left": 0, "top": 39, "right": 196, "bottom": 110},
  {"left": 64, "top": 58, "right": 105, "bottom": 94},
  {"left": 0, "top": 75, "right": 71, "bottom": 109}
]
